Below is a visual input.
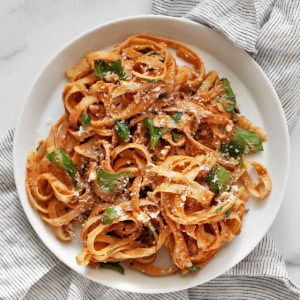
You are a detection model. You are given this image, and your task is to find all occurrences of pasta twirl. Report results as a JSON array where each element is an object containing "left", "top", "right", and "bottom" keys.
[{"left": 26, "top": 34, "right": 272, "bottom": 276}]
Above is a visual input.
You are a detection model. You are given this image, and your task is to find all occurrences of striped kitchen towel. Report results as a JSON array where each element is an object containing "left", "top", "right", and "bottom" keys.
[
  {"left": 1, "top": 0, "right": 300, "bottom": 299},
  {"left": 0, "top": 130, "right": 299, "bottom": 299}
]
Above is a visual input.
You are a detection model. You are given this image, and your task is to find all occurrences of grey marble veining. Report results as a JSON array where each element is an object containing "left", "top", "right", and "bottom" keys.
[
  {"left": 0, "top": 43, "right": 27, "bottom": 61},
  {"left": 0, "top": 0, "right": 299, "bottom": 287},
  {"left": 8, "top": 0, "right": 57, "bottom": 14}
]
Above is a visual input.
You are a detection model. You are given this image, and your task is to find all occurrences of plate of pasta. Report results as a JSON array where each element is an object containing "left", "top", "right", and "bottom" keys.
[{"left": 14, "top": 16, "right": 289, "bottom": 293}]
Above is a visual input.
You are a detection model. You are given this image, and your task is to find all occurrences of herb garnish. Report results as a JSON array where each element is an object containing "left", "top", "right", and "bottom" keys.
[
  {"left": 236, "top": 127, "right": 263, "bottom": 153},
  {"left": 81, "top": 113, "right": 91, "bottom": 129},
  {"left": 144, "top": 117, "right": 164, "bottom": 148},
  {"left": 215, "top": 204, "right": 225, "bottom": 213},
  {"left": 220, "top": 139, "right": 246, "bottom": 166},
  {"left": 170, "top": 112, "right": 183, "bottom": 124},
  {"left": 94, "top": 59, "right": 127, "bottom": 81},
  {"left": 190, "top": 266, "right": 201, "bottom": 271},
  {"left": 47, "top": 149, "right": 78, "bottom": 184},
  {"left": 171, "top": 130, "right": 180, "bottom": 142},
  {"left": 152, "top": 51, "right": 161, "bottom": 56},
  {"left": 224, "top": 208, "right": 232, "bottom": 219},
  {"left": 102, "top": 208, "right": 120, "bottom": 224},
  {"left": 115, "top": 120, "right": 129, "bottom": 142},
  {"left": 217, "top": 78, "right": 239, "bottom": 113},
  {"left": 96, "top": 168, "right": 130, "bottom": 193},
  {"left": 99, "top": 262, "right": 124, "bottom": 275},
  {"left": 147, "top": 221, "right": 157, "bottom": 242},
  {"left": 204, "top": 165, "right": 231, "bottom": 194},
  {"left": 220, "top": 127, "right": 263, "bottom": 166}
]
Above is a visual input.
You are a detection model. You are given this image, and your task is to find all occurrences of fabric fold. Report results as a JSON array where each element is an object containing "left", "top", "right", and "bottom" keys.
[{"left": 151, "top": 0, "right": 260, "bottom": 53}]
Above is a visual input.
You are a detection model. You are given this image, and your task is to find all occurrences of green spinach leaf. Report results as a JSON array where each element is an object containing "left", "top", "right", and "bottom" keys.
[
  {"left": 204, "top": 165, "right": 231, "bottom": 194},
  {"left": 94, "top": 59, "right": 127, "bottom": 81},
  {"left": 102, "top": 208, "right": 121, "bottom": 224},
  {"left": 217, "top": 78, "right": 239, "bottom": 113},
  {"left": 47, "top": 149, "right": 78, "bottom": 184},
  {"left": 171, "top": 130, "right": 180, "bottom": 141},
  {"left": 96, "top": 168, "right": 130, "bottom": 193},
  {"left": 115, "top": 120, "right": 129, "bottom": 142},
  {"left": 144, "top": 117, "right": 164, "bottom": 148},
  {"left": 225, "top": 208, "right": 232, "bottom": 219},
  {"left": 236, "top": 127, "right": 263, "bottom": 153},
  {"left": 81, "top": 113, "right": 91, "bottom": 129},
  {"left": 99, "top": 262, "right": 124, "bottom": 274},
  {"left": 170, "top": 112, "right": 183, "bottom": 124},
  {"left": 190, "top": 266, "right": 201, "bottom": 271}
]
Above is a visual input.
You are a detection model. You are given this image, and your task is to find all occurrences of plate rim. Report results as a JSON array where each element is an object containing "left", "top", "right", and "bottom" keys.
[{"left": 13, "top": 15, "right": 290, "bottom": 294}]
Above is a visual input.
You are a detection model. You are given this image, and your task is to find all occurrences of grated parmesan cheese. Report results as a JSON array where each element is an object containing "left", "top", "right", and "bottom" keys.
[
  {"left": 225, "top": 125, "right": 232, "bottom": 132},
  {"left": 212, "top": 174, "right": 219, "bottom": 184},
  {"left": 181, "top": 194, "right": 187, "bottom": 201},
  {"left": 77, "top": 126, "right": 84, "bottom": 136},
  {"left": 88, "top": 171, "right": 96, "bottom": 182},
  {"left": 149, "top": 211, "right": 160, "bottom": 219},
  {"left": 114, "top": 206, "right": 124, "bottom": 217},
  {"left": 137, "top": 213, "right": 150, "bottom": 223}
]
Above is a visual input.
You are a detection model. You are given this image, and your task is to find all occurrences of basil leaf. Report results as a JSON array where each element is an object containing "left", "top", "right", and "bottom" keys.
[
  {"left": 94, "top": 59, "right": 127, "bottom": 81},
  {"left": 170, "top": 112, "right": 183, "bottom": 124},
  {"left": 102, "top": 208, "right": 119, "bottom": 224},
  {"left": 146, "top": 79, "right": 164, "bottom": 83},
  {"left": 115, "top": 120, "right": 129, "bottom": 142},
  {"left": 94, "top": 60, "right": 105, "bottom": 80},
  {"left": 144, "top": 117, "right": 155, "bottom": 136},
  {"left": 152, "top": 51, "right": 161, "bottom": 56},
  {"left": 190, "top": 266, "right": 201, "bottom": 271},
  {"left": 237, "top": 156, "right": 244, "bottom": 167},
  {"left": 220, "top": 126, "right": 263, "bottom": 165},
  {"left": 215, "top": 204, "right": 225, "bottom": 213},
  {"left": 96, "top": 168, "right": 130, "bottom": 193},
  {"left": 236, "top": 127, "right": 263, "bottom": 153},
  {"left": 147, "top": 221, "right": 157, "bottom": 242},
  {"left": 100, "top": 262, "right": 124, "bottom": 275},
  {"left": 81, "top": 113, "right": 91, "bottom": 129},
  {"left": 225, "top": 208, "right": 232, "bottom": 219},
  {"left": 204, "top": 165, "right": 231, "bottom": 194},
  {"left": 222, "top": 78, "right": 235, "bottom": 98},
  {"left": 217, "top": 97, "right": 235, "bottom": 113},
  {"left": 220, "top": 139, "right": 245, "bottom": 166},
  {"left": 171, "top": 130, "right": 180, "bottom": 141},
  {"left": 144, "top": 117, "right": 163, "bottom": 148},
  {"left": 220, "top": 140, "right": 245, "bottom": 159},
  {"left": 218, "top": 78, "right": 239, "bottom": 113},
  {"left": 47, "top": 149, "right": 78, "bottom": 184}
]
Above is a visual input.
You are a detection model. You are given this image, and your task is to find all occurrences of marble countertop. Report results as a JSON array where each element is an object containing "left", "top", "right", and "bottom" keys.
[{"left": 1, "top": 0, "right": 299, "bottom": 287}]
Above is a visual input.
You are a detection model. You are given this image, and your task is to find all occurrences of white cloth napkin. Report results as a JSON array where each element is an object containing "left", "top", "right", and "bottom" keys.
[{"left": 1, "top": 0, "right": 300, "bottom": 298}]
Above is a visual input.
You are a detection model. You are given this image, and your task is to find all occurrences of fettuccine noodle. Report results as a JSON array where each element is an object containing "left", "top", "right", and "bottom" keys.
[{"left": 26, "top": 34, "right": 272, "bottom": 276}]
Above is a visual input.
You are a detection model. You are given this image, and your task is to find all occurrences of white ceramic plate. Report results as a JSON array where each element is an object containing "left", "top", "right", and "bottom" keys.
[{"left": 13, "top": 16, "right": 289, "bottom": 294}]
